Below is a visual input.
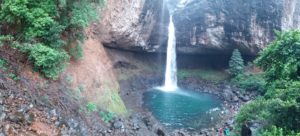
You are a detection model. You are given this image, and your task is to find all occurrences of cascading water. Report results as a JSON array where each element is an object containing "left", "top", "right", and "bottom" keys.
[
  {"left": 144, "top": 0, "right": 224, "bottom": 130},
  {"left": 162, "top": 15, "right": 177, "bottom": 91}
]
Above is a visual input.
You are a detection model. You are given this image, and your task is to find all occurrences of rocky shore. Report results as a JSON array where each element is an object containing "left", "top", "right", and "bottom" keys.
[
  {"left": 0, "top": 76, "right": 166, "bottom": 136},
  {"left": 119, "top": 72, "right": 257, "bottom": 136}
]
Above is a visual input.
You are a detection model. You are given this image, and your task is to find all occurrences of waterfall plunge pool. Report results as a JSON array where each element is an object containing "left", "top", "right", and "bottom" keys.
[{"left": 143, "top": 88, "right": 222, "bottom": 130}]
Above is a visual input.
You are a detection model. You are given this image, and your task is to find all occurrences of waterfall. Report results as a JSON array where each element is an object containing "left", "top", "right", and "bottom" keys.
[{"left": 162, "top": 15, "right": 178, "bottom": 91}]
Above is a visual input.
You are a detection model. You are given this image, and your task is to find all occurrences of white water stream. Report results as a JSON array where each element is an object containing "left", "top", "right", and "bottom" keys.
[{"left": 162, "top": 15, "right": 177, "bottom": 91}]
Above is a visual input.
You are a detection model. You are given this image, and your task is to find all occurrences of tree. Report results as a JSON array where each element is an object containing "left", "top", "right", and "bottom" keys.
[
  {"left": 229, "top": 49, "right": 244, "bottom": 76},
  {"left": 235, "top": 30, "right": 300, "bottom": 135},
  {"left": 255, "top": 30, "right": 300, "bottom": 82},
  {"left": 0, "top": 0, "right": 106, "bottom": 79}
]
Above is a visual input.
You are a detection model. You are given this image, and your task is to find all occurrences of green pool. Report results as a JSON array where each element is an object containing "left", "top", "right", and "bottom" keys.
[{"left": 143, "top": 88, "right": 222, "bottom": 129}]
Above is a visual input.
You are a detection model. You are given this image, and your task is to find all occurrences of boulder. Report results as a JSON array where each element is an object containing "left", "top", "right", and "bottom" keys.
[{"left": 156, "top": 128, "right": 165, "bottom": 136}]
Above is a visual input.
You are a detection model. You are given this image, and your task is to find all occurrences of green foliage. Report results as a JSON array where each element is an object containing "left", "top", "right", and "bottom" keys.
[
  {"left": 0, "top": 0, "right": 106, "bottom": 79},
  {"left": 78, "top": 84, "right": 85, "bottom": 92},
  {"left": 177, "top": 69, "right": 229, "bottom": 82},
  {"left": 86, "top": 102, "right": 97, "bottom": 113},
  {"left": 231, "top": 73, "right": 266, "bottom": 94},
  {"left": 8, "top": 73, "right": 19, "bottom": 81},
  {"left": 229, "top": 49, "right": 244, "bottom": 77},
  {"left": 70, "top": 1, "right": 98, "bottom": 29},
  {"left": 0, "top": 0, "right": 58, "bottom": 40},
  {"left": 261, "top": 126, "right": 284, "bottom": 136},
  {"left": 260, "top": 126, "right": 300, "bottom": 136},
  {"left": 0, "top": 35, "right": 13, "bottom": 46},
  {"left": 236, "top": 81, "right": 300, "bottom": 134},
  {"left": 0, "top": 58, "right": 8, "bottom": 71},
  {"left": 69, "top": 43, "right": 84, "bottom": 60},
  {"left": 99, "top": 111, "right": 115, "bottom": 123},
  {"left": 236, "top": 30, "right": 300, "bottom": 135},
  {"left": 236, "top": 92, "right": 300, "bottom": 132},
  {"left": 64, "top": 74, "right": 73, "bottom": 84},
  {"left": 255, "top": 30, "right": 300, "bottom": 82},
  {"left": 28, "top": 44, "right": 70, "bottom": 80}
]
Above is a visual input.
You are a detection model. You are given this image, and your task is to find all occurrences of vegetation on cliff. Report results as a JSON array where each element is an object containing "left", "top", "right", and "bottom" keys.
[
  {"left": 235, "top": 30, "right": 300, "bottom": 135},
  {"left": 0, "top": 0, "right": 106, "bottom": 79}
]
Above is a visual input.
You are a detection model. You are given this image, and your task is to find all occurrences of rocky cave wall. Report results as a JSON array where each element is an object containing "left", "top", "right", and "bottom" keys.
[
  {"left": 174, "top": 0, "right": 300, "bottom": 55},
  {"left": 98, "top": 0, "right": 300, "bottom": 55}
]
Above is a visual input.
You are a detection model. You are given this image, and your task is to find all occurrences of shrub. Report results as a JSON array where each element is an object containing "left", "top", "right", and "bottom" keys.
[
  {"left": 231, "top": 73, "right": 266, "bottom": 94},
  {"left": 0, "top": 0, "right": 106, "bottom": 80},
  {"left": 260, "top": 126, "right": 300, "bottom": 136},
  {"left": 235, "top": 30, "right": 300, "bottom": 135},
  {"left": 0, "top": 35, "right": 13, "bottom": 46},
  {"left": 235, "top": 81, "right": 300, "bottom": 134},
  {"left": 86, "top": 102, "right": 97, "bottom": 113},
  {"left": 0, "top": 58, "right": 8, "bottom": 71},
  {"left": 255, "top": 30, "right": 300, "bottom": 82},
  {"left": 28, "top": 44, "right": 70, "bottom": 80},
  {"left": 8, "top": 73, "right": 19, "bottom": 81},
  {"left": 229, "top": 49, "right": 244, "bottom": 77},
  {"left": 261, "top": 126, "right": 284, "bottom": 136},
  {"left": 69, "top": 43, "right": 84, "bottom": 60},
  {"left": 99, "top": 111, "right": 115, "bottom": 123},
  {"left": 69, "top": 1, "right": 98, "bottom": 29}
]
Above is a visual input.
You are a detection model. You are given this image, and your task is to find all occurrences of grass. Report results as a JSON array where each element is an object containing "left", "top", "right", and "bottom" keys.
[
  {"left": 177, "top": 69, "right": 229, "bottom": 82},
  {"left": 95, "top": 81, "right": 127, "bottom": 115}
]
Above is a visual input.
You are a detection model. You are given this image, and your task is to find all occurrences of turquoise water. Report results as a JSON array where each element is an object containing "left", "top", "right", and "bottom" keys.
[{"left": 143, "top": 88, "right": 222, "bottom": 129}]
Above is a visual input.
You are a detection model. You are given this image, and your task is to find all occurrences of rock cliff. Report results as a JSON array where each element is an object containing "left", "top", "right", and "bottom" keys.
[
  {"left": 174, "top": 0, "right": 300, "bottom": 55},
  {"left": 97, "top": 0, "right": 169, "bottom": 52},
  {"left": 98, "top": 0, "right": 300, "bottom": 55}
]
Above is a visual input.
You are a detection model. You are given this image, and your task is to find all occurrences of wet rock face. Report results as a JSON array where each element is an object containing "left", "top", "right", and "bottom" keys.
[
  {"left": 98, "top": 0, "right": 169, "bottom": 52},
  {"left": 173, "top": 0, "right": 300, "bottom": 55},
  {"left": 99, "top": 0, "right": 300, "bottom": 55}
]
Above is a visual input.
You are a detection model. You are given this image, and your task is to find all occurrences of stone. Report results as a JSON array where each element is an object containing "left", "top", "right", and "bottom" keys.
[
  {"left": 223, "top": 88, "right": 234, "bottom": 101},
  {"left": 132, "top": 121, "right": 140, "bottom": 130},
  {"left": 113, "top": 120, "right": 124, "bottom": 129},
  {"left": 18, "top": 104, "right": 32, "bottom": 113},
  {"left": 175, "top": 130, "right": 187, "bottom": 136},
  {"left": 130, "top": 115, "right": 140, "bottom": 130},
  {"left": 242, "top": 96, "right": 251, "bottom": 102},
  {"left": 67, "top": 118, "right": 79, "bottom": 129},
  {"left": 24, "top": 112, "right": 35, "bottom": 124},
  {"left": 3, "top": 124, "right": 11, "bottom": 136},
  {"left": 50, "top": 109, "right": 57, "bottom": 117},
  {"left": 0, "top": 79, "right": 7, "bottom": 90},
  {"left": 232, "top": 96, "right": 239, "bottom": 102},
  {"left": 0, "top": 97, "right": 3, "bottom": 105},
  {"left": 156, "top": 128, "right": 165, "bottom": 136},
  {"left": 241, "top": 123, "right": 252, "bottom": 136},
  {"left": 0, "top": 105, "right": 6, "bottom": 121},
  {"left": 8, "top": 112, "right": 24, "bottom": 123}
]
